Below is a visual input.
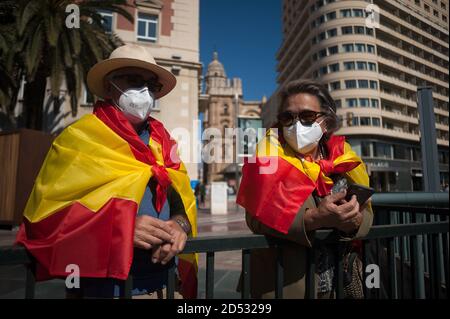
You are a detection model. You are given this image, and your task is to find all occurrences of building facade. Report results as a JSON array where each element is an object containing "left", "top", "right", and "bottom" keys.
[
  {"left": 199, "top": 52, "right": 262, "bottom": 187},
  {"left": 18, "top": 0, "right": 202, "bottom": 182},
  {"left": 263, "top": 0, "right": 449, "bottom": 192}
]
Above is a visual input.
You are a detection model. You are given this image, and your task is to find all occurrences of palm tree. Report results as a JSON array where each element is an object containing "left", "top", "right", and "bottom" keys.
[
  {"left": 0, "top": 0, "right": 134, "bottom": 130},
  {"left": 0, "top": 0, "right": 21, "bottom": 129}
]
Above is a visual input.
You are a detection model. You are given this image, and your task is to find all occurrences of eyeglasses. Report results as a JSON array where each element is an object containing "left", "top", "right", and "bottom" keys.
[
  {"left": 277, "top": 110, "right": 327, "bottom": 126},
  {"left": 111, "top": 73, "right": 163, "bottom": 93}
]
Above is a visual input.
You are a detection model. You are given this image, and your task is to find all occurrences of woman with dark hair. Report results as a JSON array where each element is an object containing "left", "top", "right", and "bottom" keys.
[{"left": 237, "top": 79, "right": 373, "bottom": 298}]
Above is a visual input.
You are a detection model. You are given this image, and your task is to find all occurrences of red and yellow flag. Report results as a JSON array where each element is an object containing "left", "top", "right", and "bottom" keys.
[
  {"left": 16, "top": 101, "right": 198, "bottom": 298},
  {"left": 237, "top": 128, "right": 370, "bottom": 234}
]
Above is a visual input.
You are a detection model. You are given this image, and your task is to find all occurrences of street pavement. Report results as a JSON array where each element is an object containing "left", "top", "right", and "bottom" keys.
[{"left": 0, "top": 198, "right": 252, "bottom": 299}]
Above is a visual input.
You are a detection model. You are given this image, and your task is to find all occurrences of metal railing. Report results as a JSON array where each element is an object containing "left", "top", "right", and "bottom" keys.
[{"left": 0, "top": 192, "right": 448, "bottom": 299}]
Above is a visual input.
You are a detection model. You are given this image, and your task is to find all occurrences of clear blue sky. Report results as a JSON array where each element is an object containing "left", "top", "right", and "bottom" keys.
[{"left": 200, "top": 0, "right": 282, "bottom": 101}]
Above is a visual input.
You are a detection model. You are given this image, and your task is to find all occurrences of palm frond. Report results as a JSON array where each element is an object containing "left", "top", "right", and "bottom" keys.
[{"left": 17, "top": 0, "right": 39, "bottom": 36}]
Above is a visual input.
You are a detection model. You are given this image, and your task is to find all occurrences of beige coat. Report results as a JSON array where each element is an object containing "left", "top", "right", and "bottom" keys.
[{"left": 242, "top": 194, "right": 373, "bottom": 299}]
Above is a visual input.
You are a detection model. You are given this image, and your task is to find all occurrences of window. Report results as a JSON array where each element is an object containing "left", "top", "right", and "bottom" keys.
[
  {"left": 352, "top": 117, "right": 359, "bottom": 126},
  {"left": 411, "top": 147, "right": 421, "bottom": 161},
  {"left": 320, "top": 66, "right": 328, "bottom": 75},
  {"left": 439, "top": 150, "right": 449, "bottom": 164},
  {"left": 344, "top": 61, "right": 355, "bottom": 70},
  {"left": 371, "top": 99, "right": 379, "bottom": 108},
  {"left": 393, "top": 144, "right": 408, "bottom": 160},
  {"left": 355, "top": 26, "right": 365, "bottom": 34},
  {"left": 384, "top": 122, "right": 394, "bottom": 130},
  {"left": 327, "top": 28, "right": 337, "bottom": 37},
  {"left": 330, "top": 81, "right": 341, "bottom": 91},
  {"left": 137, "top": 13, "right": 158, "bottom": 42},
  {"left": 355, "top": 43, "right": 366, "bottom": 52},
  {"left": 443, "top": 15, "right": 447, "bottom": 23},
  {"left": 424, "top": 4, "right": 430, "bottom": 12},
  {"left": 367, "top": 44, "right": 375, "bottom": 53},
  {"left": 359, "top": 98, "right": 370, "bottom": 107},
  {"left": 343, "top": 43, "right": 354, "bottom": 52},
  {"left": 345, "top": 80, "right": 357, "bottom": 89},
  {"left": 329, "top": 63, "right": 340, "bottom": 72},
  {"left": 368, "top": 62, "right": 377, "bottom": 71},
  {"left": 358, "top": 79, "right": 369, "bottom": 88},
  {"left": 361, "top": 141, "right": 371, "bottom": 156},
  {"left": 341, "top": 9, "right": 352, "bottom": 18},
  {"left": 374, "top": 142, "right": 392, "bottom": 159},
  {"left": 372, "top": 118, "right": 381, "bottom": 126},
  {"left": 353, "top": 9, "right": 364, "bottom": 17},
  {"left": 318, "top": 15, "right": 326, "bottom": 24},
  {"left": 319, "top": 32, "right": 326, "bottom": 41},
  {"left": 360, "top": 117, "right": 371, "bottom": 125},
  {"left": 312, "top": 53, "right": 318, "bottom": 61},
  {"left": 346, "top": 98, "right": 358, "bottom": 107},
  {"left": 99, "top": 11, "right": 114, "bottom": 33},
  {"left": 223, "top": 104, "right": 230, "bottom": 116},
  {"left": 328, "top": 45, "right": 339, "bottom": 55},
  {"left": 342, "top": 26, "right": 353, "bottom": 34},
  {"left": 366, "top": 27, "right": 374, "bottom": 36},
  {"left": 334, "top": 99, "right": 342, "bottom": 108},
  {"left": 433, "top": 10, "right": 439, "bottom": 17},
  {"left": 318, "top": 49, "right": 327, "bottom": 58},
  {"left": 326, "top": 11, "right": 337, "bottom": 21},
  {"left": 370, "top": 80, "right": 378, "bottom": 89},
  {"left": 357, "top": 61, "right": 367, "bottom": 70},
  {"left": 83, "top": 88, "right": 95, "bottom": 105}
]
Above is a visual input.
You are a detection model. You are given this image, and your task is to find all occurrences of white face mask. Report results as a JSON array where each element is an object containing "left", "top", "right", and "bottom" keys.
[
  {"left": 110, "top": 81, "right": 154, "bottom": 123},
  {"left": 283, "top": 120, "right": 324, "bottom": 154}
]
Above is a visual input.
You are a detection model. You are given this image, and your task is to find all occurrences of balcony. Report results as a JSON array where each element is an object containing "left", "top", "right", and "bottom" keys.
[
  {"left": 338, "top": 126, "right": 420, "bottom": 142},
  {"left": 0, "top": 193, "right": 448, "bottom": 299}
]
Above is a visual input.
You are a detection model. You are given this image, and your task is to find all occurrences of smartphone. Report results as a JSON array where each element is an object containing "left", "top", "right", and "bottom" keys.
[{"left": 345, "top": 183, "right": 375, "bottom": 206}]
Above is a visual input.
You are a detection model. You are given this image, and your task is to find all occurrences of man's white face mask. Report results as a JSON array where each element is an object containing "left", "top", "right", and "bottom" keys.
[
  {"left": 110, "top": 81, "right": 154, "bottom": 123},
  {"left": 283, "top": 119, "right": 325, "bottom": 154}
]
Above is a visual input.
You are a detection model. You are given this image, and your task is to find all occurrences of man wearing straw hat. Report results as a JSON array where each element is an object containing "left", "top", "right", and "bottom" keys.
[{"left": 16, "top": 44, "right": 198, "bottom": 299}]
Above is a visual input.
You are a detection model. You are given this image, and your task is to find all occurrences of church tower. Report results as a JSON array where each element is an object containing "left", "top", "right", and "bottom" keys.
[{"left": 200, "top": 51, "right": 262, "bottom": 186}]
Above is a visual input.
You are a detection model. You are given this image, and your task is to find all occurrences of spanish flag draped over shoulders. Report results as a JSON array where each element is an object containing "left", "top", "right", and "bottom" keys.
[
  {"left": 237, "top": 127, "right": 370, "bottom": 235},
  {"left": 16, "top": 101, "right": 198, "bottom": 298}
]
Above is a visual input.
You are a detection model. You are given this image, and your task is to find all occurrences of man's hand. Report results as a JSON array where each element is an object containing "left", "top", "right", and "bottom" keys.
[
  {"left": 133, "top": 215, "right": 174, "bottom": 250},
  {"left": 304, "top": 191, "right": 359, "bottom": 231},
  {"left": 151, "top": 219, "right": 187, "bottom": 265}
]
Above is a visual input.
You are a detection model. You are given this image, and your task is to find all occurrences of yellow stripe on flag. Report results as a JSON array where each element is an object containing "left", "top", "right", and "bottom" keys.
[{"left": 23, "top": 114, "right": 152, "bottom": 223}]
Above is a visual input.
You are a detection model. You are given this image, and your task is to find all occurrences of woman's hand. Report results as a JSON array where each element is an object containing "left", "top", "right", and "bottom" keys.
[
  {"left": 133, "top": 215, "right": 174, "bottom": 250},
  {"left": 304, "top": 191, "right": 360, "bottom": 231},
  {"left": 336, "top": 197, "right": 372, "bottom": 234},
  {"left": 151, "top": 219, "right": 188, "bottom": 265}
]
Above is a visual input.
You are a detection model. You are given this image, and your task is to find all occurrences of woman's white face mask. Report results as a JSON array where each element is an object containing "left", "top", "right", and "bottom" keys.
[
  {"left": 282, "top": 119, "right": 325, "bottom": 154},
  {"left": 110, "top": 81, "right": 154, "bottom": 124}
]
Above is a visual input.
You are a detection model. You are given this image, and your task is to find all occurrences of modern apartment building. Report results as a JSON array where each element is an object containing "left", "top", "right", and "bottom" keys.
[{"left": 263, "top": 0, "right": 449, "bottom": 192}]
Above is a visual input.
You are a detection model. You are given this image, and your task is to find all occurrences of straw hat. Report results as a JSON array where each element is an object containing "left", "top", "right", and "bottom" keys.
[{"left": 87, "top": 44, "right": 176, "bottom": 99}]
